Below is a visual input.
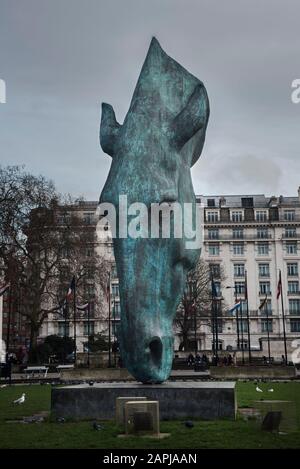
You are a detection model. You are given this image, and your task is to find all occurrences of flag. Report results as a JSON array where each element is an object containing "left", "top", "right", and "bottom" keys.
[
  {"left": 259, "top": 294, "right": 268, "bottom": 310},
  {"left": 76, "top": 303, "right": 89, "bottom": 311},
  {"left": 277, "top": 271, "right": 282, "bottom": 299},
  {"left": 229, "top": 300, "right": 241, "bottom": 315},
  {"left": 66, "top": 276, "right": 75, "bottom": 300},
  {"left": 0, "top": 282, "right": 10, "bottom": 296}
]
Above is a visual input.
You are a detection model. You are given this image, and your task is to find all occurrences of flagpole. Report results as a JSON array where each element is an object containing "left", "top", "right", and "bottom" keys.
[
  {"left": 64, "top": 301, "right": 68, "bottom": 364},
  {"left": 279, "top": 270, "right": 288, "bottom": 365},
  {"left": 6, "top": 283, "right": 12, "bottom": 363},
  {"left": 245, "top": 270, "right": 251, "bottom": 364},
  {"left": 113, "top": 299, "right": 117, "bottom": 367},
  {"left": 211, "top": 271, "right": 218, "bottom": 365},
  {"left": 87, "top": 302, "right": 90, "bottom": 368},
  {"left": 73, "top": 277, "right": 77, "bottom": 364},
  {"left": 264, "top": 296, "right": 271, "bottom": 364},
  {"left": 108, "top": 271, "right": 112, "bottom": 367},
  {"left": 234, "top": 285, "right": 240, "bottom": 356}
]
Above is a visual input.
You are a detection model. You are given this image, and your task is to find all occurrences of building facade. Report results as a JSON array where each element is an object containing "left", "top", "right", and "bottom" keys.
[
  {"left": 195, "top": 190, "right": 300, "bottom": 361},
  {"left": 4, "top": 190, "right": 300, "bottom": 363}
]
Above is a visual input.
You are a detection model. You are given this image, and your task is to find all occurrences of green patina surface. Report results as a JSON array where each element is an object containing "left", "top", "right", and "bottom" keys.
[{"left": 99, "top": 38, "right": 209, "bottom": 383}]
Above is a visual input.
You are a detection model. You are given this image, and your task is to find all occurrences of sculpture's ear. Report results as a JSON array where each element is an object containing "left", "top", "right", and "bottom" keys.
[
  {"left": 169, "top": 84, "right": 209, "bottom": 153},
  {"left": 100, "top": 103, "right": 121, "bottom": 157}
]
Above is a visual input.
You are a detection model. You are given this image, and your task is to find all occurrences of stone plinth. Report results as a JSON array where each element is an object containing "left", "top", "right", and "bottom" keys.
[{"left": 51, "top": 381, "right": 236, "bottom": 421}]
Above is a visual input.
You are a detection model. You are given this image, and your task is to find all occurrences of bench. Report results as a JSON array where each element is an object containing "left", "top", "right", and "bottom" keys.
[
  {"left": 56, "top": 364, "right": 74, "bottom": 373},
  {"left": 24, "top": 366, "right": 49, "bottom": 378}
]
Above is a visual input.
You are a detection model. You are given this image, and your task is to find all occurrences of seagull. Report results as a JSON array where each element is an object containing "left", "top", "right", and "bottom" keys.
[
  {"left": 268, "top": 388, "right": 274, "bottom": 392},
  {"left": 0, "top": 384, "right": 7, "bottom": 388},
  {"left": 57, "top": 417, "right": 65, "bottom": 423},
  {"left": 256, "top": 386, "right": 263, "bottom": 393},
  {"left": 13, "top": 393, "right": 26, "bottom": 405}
]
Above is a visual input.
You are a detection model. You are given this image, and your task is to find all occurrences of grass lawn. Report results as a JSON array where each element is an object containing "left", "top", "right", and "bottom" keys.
[{"left": 0, "top": 381, "right": 299, "bottom": 449}]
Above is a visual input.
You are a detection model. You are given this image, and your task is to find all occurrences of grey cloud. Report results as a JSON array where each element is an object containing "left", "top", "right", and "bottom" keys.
[{"left": 0, "top": 0, "right": 300, "bottom": 200}]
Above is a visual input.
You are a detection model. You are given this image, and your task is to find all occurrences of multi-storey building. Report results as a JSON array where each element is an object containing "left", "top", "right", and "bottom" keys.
[
  {"left": 196, "top": 190, "right": 300, "bottom": 361},
  {"left": 4, "top": 190, "right": 300, "bottom": 362}
]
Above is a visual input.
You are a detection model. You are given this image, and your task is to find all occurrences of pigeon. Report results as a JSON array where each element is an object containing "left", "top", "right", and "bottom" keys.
[
  {"left": 184, "top": 420, "right": 194, "bottom": 428},
  {"left": 89, "top": 381, "right": 94, "bottom": 386},
  {"left": 13, "top": 393, "right": 26, "bottom": 405},
  {"left": 56, "top": 417, "right": 65, "bottom": 423},
  {"left": 92, "top": 421, "right": 104, "bottom": 431},
  {"left": 268, "top": 388, "right": 274, "bottom": 392},
  {"left": 256, "top": 386, "right": 263, "bottom": 393}
]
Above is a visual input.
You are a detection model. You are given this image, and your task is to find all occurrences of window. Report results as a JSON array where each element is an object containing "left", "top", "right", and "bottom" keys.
[
  {"left": 83, "top": 212, "right": 94, "bottom": 225},
  {"left": 212, "top": 340, "right": 223, "bottom": 350},
  {"left": 235, "top": 281, "right": 245, "bottom": 295},
  {"left": 83, "top": 321, "right": 94, "bottom": 336},
  {"left": 113, "top": 301, "right": 121, "bottom": 319},
  {"left": 233, "top": 228, "right": 244, "bottom": 239},
  {"left": 259, "top": 281, "right": 271, "bottom": 295},
  {"left": 231, "top": 211, "right": 243, "bottom": 222},
  {"left": 111, "top": 284, "right": 119, "bottom": 298},
  {"left": 289, "top": 299, "right": 300, "bottom": 315},
  {"left": 288, "top": 281, "right": 299, "bottom": 294},
  {"left": 207, "top": 199, "right": 215, "bottom": 207},
  {"left": 285, "top": 227, "right": 296, "bottom": 238},
  {"left": 287, "top": 263, "right": 298, "bottom": 276},
  {"left": 58, "top": 322, "right": 69, "bottom": 337},
  {"left": 260, "top": 299, "right": 272, "bottom": 316},
  {"left": 210, "top": 264, "right": 221, "bottom": 278},
  {"left": 259, "top": 263, "right": 270, "bottom": 277},
  {"left": 214, "top": 281, "right": 221, "bottom": 297},
  {"left": 111, "top": 265, "right": 118, "bottom": 279},
  {"left": 112, "top": 322, "right": 120, "bottom": 337},
  {"left": 284, "top": 210, "right": 295, "bottom": 221},
  {"left": 233, "top": 243, "right": 244, "bottom": 255},
  {"left": 209, "top": 243, "right": 220, "bottom": 256},
  {"left": 234, "top": 264, "right": 245, "bottom": 277},
  {"left": 206, "top": 211, "right": 219, "bottom": 222},
  {"left": 286, "top": 242, "right": 297, "bottom": 254},
  {"left": 257, "top": 228, "right": 269, "bottom": 239},
  {"left": 241, "top": 197, "right": 253, "bottom": 208},
  {"left": 208, "top": 228, "right": 219, "bottom": 240},
  {"left": 239, "top": 340, "right": 248, "bottom": 350},
  {"left": 238, "top": 320, "right": 248, "bottom": 333},
  {"left": 240, "top": 300, "right": 248, "bottom": 317},
  {"left": 261, "top": 320, "right": 273, "bottom": 332},
  {"left": 257, "top": 243, "right": 269, "bottom": 255},
  {"left": 86, "top": 247, "right": 93, "bottom": 257},
  {"left": 290, "top": 320, "right": 300, "bottom": 332},
  {"left": 256, "top": 211, "right": 267, "bottom": 222},
  {"left": 211, "top": 320, "right": 223, "bottom": 334}
]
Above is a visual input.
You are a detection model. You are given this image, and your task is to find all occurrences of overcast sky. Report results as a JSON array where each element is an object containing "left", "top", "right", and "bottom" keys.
[{"left": 0, "top": 0, "right": 300, "bottom": 200}]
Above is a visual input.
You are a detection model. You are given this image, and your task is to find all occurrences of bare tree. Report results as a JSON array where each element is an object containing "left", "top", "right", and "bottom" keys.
[
  {"left": 175, "top": 259, "right": 225, "bottom": 352},
  {"left": 0, "top": 165, "right": 108, "bottom": 358}
]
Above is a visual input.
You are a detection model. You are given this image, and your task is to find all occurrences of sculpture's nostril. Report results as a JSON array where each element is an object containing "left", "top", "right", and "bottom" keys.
[{"left": 149, "top": 338, "right": 163, "bottom": 366}]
